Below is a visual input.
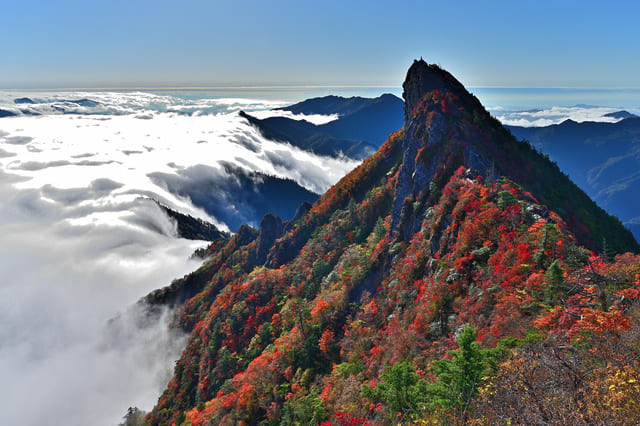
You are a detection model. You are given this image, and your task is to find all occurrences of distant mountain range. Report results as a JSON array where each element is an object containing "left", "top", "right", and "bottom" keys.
[
  {"left": 0, "top": 97, "right": 101, "bottom": 117},
  {"left": 240, "top": 93, "right": 404, "bottom": 159},
  {"left": 157, "top": 95, "right": 403, "bottom": 238},
  {"left": 7, "top": 90, "right": 637, "bottom": 250},
  {"left": 604, "top": 110, "right": 638, "bottom": 119},
  {"left": 1, "top": 92, "right": 405, "bottom": 244},
  {"left": 239, "top": 111, "right": 378, "bottom": 159},
  {"left": 507, "top": 116, "right": 640, "bottom": 241}
]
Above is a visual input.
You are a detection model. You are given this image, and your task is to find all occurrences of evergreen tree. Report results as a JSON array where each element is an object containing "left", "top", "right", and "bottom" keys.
[{"left": 427, "top": 325, "right": 494, "bottom": 421}]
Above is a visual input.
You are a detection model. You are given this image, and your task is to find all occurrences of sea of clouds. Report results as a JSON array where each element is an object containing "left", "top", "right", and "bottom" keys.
[
  {"left": 0, "top": 91, "right": 356, "bottom": 426},
  {"left": 3, "top": 89, "right": 636, "bottom": 425},
  {"left": 490, "top": 105, "right": 640, "bottom": 127}
]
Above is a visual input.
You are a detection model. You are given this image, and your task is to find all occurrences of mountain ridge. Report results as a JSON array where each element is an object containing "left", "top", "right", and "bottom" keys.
[
  {"left": 390, "top": 60, "right": 637, "bottom": 253},
  {"left": 241, "top": 94, "right": 404, "bottom": 160},
  {"left": 604, "top": 110, "right": 638, "bottom": 119},
  {"left": 239, "top": 111, "right": 377, "bottom": 159},
  {"left": 141, "top": 60, "right": 640, "bottom": 425},
  {"left": 275, "top": 93, "right": 401, "bottom": 117},
  {"left": 149, "top": 162, "right": 319, "bottom": 232},
  {"left": 507, "top": 116, "right": 640, "bottom": 241}
]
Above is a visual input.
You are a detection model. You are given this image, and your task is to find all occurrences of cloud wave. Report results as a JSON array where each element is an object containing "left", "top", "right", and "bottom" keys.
[{"left": 0, "top": 92, "right": 358, "bottom": 425}]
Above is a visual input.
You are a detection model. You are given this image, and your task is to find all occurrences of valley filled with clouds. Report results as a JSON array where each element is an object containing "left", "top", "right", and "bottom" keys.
[
  {"left": 0, "top": 92, "right": 358, "bottom": 426},
  {"left": 1, "top": 89, "right": 637, "bottom": 426}
]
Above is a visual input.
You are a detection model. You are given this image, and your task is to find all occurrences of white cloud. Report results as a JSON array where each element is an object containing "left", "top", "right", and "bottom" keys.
[
  {"left": 494, "top": 105, "right": 640, "bottom": 127},
  {"left": 250, "top": 108, "right": 339, "bottom": 124},
  {"left": 0, "top": 254, "right": 190, "bottom": 426},
  {"left": 0, "top": 91, "right": 292, "bottom": 118},
  {"left": 0, "top": 173, "right": 202, "bottom": 426},
  {"left": 0, "top": 92, "right": 361, "bottom": 425}
]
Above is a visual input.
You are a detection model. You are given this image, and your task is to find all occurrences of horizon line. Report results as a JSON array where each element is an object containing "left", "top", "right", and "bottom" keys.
[
  {"left": 1, "top": 85, "right": 640, "bottom": 92},
  {"left": 0, "top": 84, "right": 401, "bottom": 92}
]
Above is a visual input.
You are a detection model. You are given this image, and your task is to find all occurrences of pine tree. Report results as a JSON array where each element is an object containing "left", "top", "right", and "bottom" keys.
[{"left": 427, "top": 325, "right": 494, "bottom": 421}]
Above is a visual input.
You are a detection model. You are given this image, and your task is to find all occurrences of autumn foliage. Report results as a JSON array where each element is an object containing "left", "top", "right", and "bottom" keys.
[{"left": 144, "top": 62, "right": 640, "bottom": 425}]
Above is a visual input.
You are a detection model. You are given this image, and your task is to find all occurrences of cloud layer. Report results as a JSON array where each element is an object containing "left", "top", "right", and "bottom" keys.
[
  {"left": 491, "top": 105, "right": 640, "bottom": 127},
  {"left": 0, "top": 177, "right": 202, "bottom": 425},
  {"left": 0, "top": 92, "right": 357, "bottom": 425}
]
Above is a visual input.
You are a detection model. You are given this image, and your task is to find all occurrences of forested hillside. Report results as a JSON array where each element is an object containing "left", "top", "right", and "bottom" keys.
[{"left": 142, "top": 60, "right": 640, "bottom": 425}]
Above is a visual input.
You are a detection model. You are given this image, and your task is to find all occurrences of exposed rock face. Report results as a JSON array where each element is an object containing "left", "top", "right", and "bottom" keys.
[
  {"left": 291, "top": 200, "right": 312, "bottom": 223},
  {"left": 143, "top": 59, "right": 640, "bottom": 426},
  {"left": 402, "top": 59, "right": 449, "bottom": 123},
  {"left": 391, "top": 108, "right": 446, "bottom": 236},
  {"left": 236, "top": 224, "right": 261, "bottom": 246},
  {"left": 283, "top": 201, "right": 312, "bottom": 234},
  {"left": 392, "top": 60, "right": 460, "bottom": 237},
  {"left": 256, "top": 213, "right": 284, "bottom": 264},
  {"left": 390, "top": 60, "right": 498, "bottom": 240},
  {"left": 387, "top": 58, "right": 637, "bottom": 253}
]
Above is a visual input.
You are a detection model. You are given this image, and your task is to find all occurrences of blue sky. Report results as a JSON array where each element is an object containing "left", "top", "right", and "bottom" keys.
[{"left": 2, "top": 0, "right": 639, "bottom": 89}]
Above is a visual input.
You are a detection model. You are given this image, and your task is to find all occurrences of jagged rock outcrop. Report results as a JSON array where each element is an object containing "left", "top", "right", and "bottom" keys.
[
  {"left": 391, "top": 60, "right": 492, "bottom": 239},
  {"left": 402, "top": 60, "right": 449, "bottom": 123},
  {"left": 389, "top": 59, "right": 636, "bottom": 253},
  {"left": 256, "top": 213, "right": 284, "bottom": 264},
  {"left": 235, "top": 224, "right": 261, "bottom": 246},
  {"left": 283, "top": 201, "right": 312, "bottom": 234}
]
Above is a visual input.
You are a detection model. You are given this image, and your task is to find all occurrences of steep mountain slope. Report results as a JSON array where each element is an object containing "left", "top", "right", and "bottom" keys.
[
  {"left": 391, "top": 61, "right": 637, "bottom": 254},
  {"left": 241, "top": 94, "right": 404, "bottom": 159},
  {"left": 507, "top": 118, "right": 640, "bottom": 241},
  {"left": 143, "top": 60, "right": 640, "bottom": 425}
]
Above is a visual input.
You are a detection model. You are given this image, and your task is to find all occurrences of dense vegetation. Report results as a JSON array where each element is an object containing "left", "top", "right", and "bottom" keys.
[
  {"left": 142, "top": 60, "right": 640, "bottom": 425},
  {"left": 507, "top": 117, "right": 640, "bottom": 242}
]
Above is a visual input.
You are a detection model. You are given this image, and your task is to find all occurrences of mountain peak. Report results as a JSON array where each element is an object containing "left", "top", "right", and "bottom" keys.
[
  {"left": 390, "top": 59, "right": 638, "bottom": 253},
  {"left": 392, "top": 59, "right": 494, "bottom": 238},
  {"left": 403, "top": 59, "right": 447, "bottom": 120},
  {"left": 402, "top": 59, "right": 475, "bottom": 123},
  {"left": 604, "top": 110, "right": 638, "bottom": 119}
]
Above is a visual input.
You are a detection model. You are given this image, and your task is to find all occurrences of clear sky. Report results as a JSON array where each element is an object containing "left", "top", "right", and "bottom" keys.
[{"left": 2, "top": 0, "right": 639, "bottom": 89}]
